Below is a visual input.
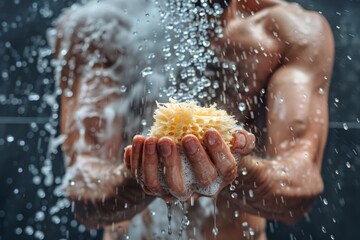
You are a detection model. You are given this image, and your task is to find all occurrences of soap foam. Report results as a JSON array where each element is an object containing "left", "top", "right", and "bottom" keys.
[{"left": 139, "top": 148, "right": 243, "bottom": 200}]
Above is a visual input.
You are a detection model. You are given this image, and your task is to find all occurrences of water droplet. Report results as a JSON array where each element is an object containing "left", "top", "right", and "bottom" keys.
[
  {"left": 28, "top": 93, "right": 40, "bottom": 101},
  {"left": 323, "top": 198, "right": 328, "bottom": 205},
  {"left": 120, "top": 85, "right": 127, "bottom": 93},
  {"left": 231, "top": 192, "right": 238, "bottom": 199},
  {"left": 318, "top": 88, "right": 324, "bottom": 94},
  {"left": 241, "top": 168, "right": 248, "bottom": 176},
  {"left": 321, "top": 225, "right": 327, "bottom": 233},
  {"left": 69, "top": 180, "right": 75, "bottom": 186},
  {"left": 35, "top": 211, "right": 45, "bottom": 222},
  {"left": 347, "top": 55, "right": 352, "bottom": 60},
  {"left": 346, "top": 162, "right": 351, "bottom": 168},
  {"left": 6, "top": 135, "right": 14, "bottom": 143},
  {"left": 34, "top": 230, "right": 45, "bottom": 240},
  {"left": 343, "top": 123, "right": 348, "bottom": 130},
  {"left": 212, "top": 227, "right": 218, "bottom": 236},
  {"left": 37, "top": 189, "right": 46, "bottom": 198},
  {"left": 25, "top": 226, "right": 34, "bottom": 235},
  {"left": 229, "top": 184, "right": 236, "bottom": 191},
  {"left": 234, "top": 210, "right": 239, "bottom": 218},
  {"left": 334, "top": 98, "right": 339, "bottom": 103},
  {"left": 141, "top": 119, "right": 147, "bottom": 126},
  {"left": 248, "top": 190, "right": 254, "bottom": 198},
  {"left": 249, "top": 227, "right": 255, "bottom": 236},
  {"left": 202, "top": 40, "right": 210, "bottom": 47},
  {"left": 242, "top": 221, "right": 248, "bottom": 228},
  {"left": 141, "top": 67, "right": 153, "bottom": 77},
  {"left": 238, "top": 102, "right": 246, "bottom": 112}
]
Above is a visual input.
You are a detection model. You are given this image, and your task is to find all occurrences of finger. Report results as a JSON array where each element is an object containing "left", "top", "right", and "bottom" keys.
[
  {"left": 231, "top": 129, "right": 256, "bottom": 155},
  {"left": 203, "top": 129, "right": 237, "bottom": 183},
  {"left": 158, "top": 137, "right": 187, "bottom": 198},
  {"left": 142, "top": 137, "right": 163, "bottom": 194},
  {"left": 131, "top": 135, "right": 145, "bottom": 178},
  {"left": 124, "top": 145, "right": 132, "bottom": 170},
  {"left": 182, "top": 135, "right": 217, "bottom": 187}
]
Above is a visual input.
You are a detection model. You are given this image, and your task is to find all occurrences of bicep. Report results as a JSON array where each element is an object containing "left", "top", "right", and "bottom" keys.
[{"left": 266, "top": 65, "right": 328, "bottom": 159}]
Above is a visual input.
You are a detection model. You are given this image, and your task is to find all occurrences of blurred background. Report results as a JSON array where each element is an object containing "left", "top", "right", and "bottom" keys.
[{"left": 0, "top": 0, "right": 359, "bottom": 239}]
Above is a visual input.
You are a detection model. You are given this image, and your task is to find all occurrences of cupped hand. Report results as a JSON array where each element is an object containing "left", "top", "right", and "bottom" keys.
[{"left": 124, "top": 128, "right": 255, "bottom": 201}]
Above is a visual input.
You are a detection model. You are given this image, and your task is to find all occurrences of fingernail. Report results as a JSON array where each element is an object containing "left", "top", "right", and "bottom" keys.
[
  {"left": 205, "top": 132, "right": 218, "bottom": 146},
  {"left": 183, "top": 138, "right": 198, "bottom": 155},
  {"left": 159, "top": 143, "right": 172, "bottom": 158},
  {"left": 234, "top": 132, "right": 246, "bottom": 149},
  {"left": 145, "top": 142, "right": 156, "bottom": 155}
]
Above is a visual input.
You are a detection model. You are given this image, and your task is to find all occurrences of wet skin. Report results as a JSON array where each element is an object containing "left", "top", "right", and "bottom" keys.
[{"left": 56, "top": 0, "right": 334, "bottom": 239}]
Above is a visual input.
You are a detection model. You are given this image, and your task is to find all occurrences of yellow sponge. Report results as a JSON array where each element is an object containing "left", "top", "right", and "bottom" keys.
[{"left": 150, "top": 99, "right": 238, "bottom": 145}]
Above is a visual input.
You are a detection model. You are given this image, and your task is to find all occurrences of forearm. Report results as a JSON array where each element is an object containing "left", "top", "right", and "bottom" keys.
[
  {"left": 63, "top": 154, "right": 154, "bottom": 228},
  {"left": 222, "top": 149, "right": 324, "bottom": 224}
]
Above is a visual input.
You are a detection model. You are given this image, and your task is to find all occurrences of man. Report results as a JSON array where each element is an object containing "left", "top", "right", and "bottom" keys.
[{"left": 53, "top": 0, "right": 334, "bottom": 239}]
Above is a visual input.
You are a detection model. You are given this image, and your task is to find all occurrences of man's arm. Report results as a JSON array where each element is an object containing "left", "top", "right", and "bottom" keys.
[
  {"left": 54, "top": 4, "right": 152, "bottom": 228},
  {"left": 223, "top": 23, "right": 334, "bottom": 224}
]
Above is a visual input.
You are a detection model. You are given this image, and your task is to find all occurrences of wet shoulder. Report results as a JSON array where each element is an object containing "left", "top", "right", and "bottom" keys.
[{"left": 265, "top": 3, "right": 332, "bottom": 49}]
